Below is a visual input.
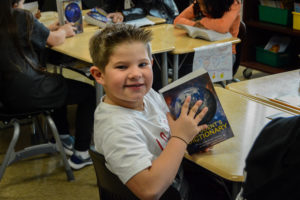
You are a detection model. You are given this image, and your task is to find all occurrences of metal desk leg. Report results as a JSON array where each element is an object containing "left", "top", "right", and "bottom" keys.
[
  {"left": 232, "top": 181, "right": 242, "bottom": 199},
  {"left": 173, "top": 54, "right": 179, "bottom": 81},
  {"left": 95, "top": 81, "right": 103, "bottom": 105},
  {"left": 161, "top": 52, "right": 168, "bottom": 86}
]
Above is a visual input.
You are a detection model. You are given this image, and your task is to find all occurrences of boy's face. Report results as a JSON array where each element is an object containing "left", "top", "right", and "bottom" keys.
[{"left": 91, "top": 41, "right": 153, "bottom": 110}]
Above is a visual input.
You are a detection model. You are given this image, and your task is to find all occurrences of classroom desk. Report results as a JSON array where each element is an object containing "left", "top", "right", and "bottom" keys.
[
  {"left": 171, "top": 26, "right": 241, "bottom": 81},
  {"left": 184, "top": 87, "right": 295, "bottom": 195},
  {"left": 50, "top": 23, "right": 174, "bottom": 103},
  {"left": 39, "top": 10, "right": 99, "bottom": 31},
  {"left": 225, "top": 69, "right": 300, "bottom": 114}
]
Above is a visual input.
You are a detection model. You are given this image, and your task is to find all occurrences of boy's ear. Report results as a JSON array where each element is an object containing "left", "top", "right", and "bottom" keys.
[{"left": 90, "top": 66, "right": 104, "bottom": 84}]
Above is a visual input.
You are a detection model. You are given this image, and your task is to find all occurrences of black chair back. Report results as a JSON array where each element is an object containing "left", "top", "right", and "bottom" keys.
[{"left": 89, "top": 149, "right": 138, "bottom": 200}]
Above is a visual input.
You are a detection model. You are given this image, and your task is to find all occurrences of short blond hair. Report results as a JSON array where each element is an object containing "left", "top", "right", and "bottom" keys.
[{"left": 89, "top": 24, "right": 153, "bottom": 71}]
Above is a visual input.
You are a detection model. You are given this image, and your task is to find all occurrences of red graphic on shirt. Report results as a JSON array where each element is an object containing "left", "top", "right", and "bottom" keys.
[{"left": 156, "top": 132, "right": 169, "bottom": 151}]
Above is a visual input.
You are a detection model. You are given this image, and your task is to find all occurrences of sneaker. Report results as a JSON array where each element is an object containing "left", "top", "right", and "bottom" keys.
[
  {"left": 68, "top": 154, "right": 93, "bottom": 170},
  {"left": 50, "top": 135, "right": 74, "bottom": 156}
]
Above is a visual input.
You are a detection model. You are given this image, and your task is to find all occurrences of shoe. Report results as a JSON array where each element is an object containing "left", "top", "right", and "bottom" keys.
[
  {"left": 68, "top": 154, "right": 93, "bottom": 170},
  {"left": 232, "top": 78, "right": 240, "bottom": 82},
  {"left": 50, "top": 135, "right": 74, "bottom": 156}
]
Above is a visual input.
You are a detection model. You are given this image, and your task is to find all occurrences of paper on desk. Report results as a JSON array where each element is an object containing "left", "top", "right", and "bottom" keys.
[
  {"left": 125, "top": 17, "right": 155, "bottom": 27},
  {"left": 193, "top": 42, "right": 232, "bottom": 82},
  {"left": 23, "top": 1, "right": 39, "bottom": 15}
]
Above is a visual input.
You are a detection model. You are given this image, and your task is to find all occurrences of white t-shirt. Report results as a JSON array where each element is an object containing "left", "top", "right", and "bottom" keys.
[{"left": 94, "top": 89, "right": 170, "bottom": 184}]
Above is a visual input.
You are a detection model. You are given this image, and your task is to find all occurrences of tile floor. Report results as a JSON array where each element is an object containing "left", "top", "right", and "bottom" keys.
[{"left": 0, "top": 66, "right": 269, "bottom": 200}]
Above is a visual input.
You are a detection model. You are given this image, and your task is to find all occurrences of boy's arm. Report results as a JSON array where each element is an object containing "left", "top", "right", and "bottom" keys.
[
  {"left": 173, "top": 4, "right": 196, "bottom": 27},
  {"left": 46, "top": 23, "right": 75, "bottom": 46},
  {"left": 126, "top": 97, "right": 208, "bottom": 200},
  {"left": 198, "top": 1, "right": 241, "bottom": 33},
  {"left": 126, "top": 138, "right": 187, "bottom": 200}
]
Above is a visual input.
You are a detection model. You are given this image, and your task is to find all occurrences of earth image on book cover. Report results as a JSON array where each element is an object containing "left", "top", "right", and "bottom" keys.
[
  {"left": 171, "top": 87, "right": 217, "bottom": 125},
  {"left": 65, "top": 2, "right": 81, "bottom": 22},
  {"left": 63, "top": 1, "right": 83, "bottom": 34},
  {"left": 162, "top": 72, "right": 234, "bottom": 154}
]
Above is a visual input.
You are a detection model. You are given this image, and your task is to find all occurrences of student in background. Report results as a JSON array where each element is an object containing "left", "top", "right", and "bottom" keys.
[
  {"left": 12, "top": 0, "right": 41, "bottom": 19},
  {"left": 0, "top": 0, "right": 96, "bottom": 170},
  {"left": 90, "top": 24, "right": 229, "bottom": 200},
  {"left": 174, "top": 0, "right": 241, "bottom": 81},
  {"left": 102, "top": 0, "right": 179, "bottom": 24}
]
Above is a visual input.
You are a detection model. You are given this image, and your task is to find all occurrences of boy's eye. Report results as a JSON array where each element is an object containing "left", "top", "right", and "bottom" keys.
[
  {"left": 139, "top": 62, "right": 149, "bottom": 67},
  {"left": 116, "top": 65, "right": 127, "bottom": 70}
]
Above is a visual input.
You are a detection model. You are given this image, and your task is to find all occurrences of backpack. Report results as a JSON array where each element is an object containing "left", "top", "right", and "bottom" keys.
[{"left": 237, "top": 116, "right": 300, "bottom": 200}]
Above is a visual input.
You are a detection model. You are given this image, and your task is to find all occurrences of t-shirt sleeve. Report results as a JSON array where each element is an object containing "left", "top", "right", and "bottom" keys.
[
  {"left": 100, "top": 119, "right": 154, "bottom": 184},
  {"left": 31, "top": 18, "right": 50, "bottom": 50}
]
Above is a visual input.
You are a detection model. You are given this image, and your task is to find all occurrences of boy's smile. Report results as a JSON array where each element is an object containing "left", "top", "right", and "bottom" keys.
[{"left": 94, "top": 41, "right": 153, "bottom": 110}]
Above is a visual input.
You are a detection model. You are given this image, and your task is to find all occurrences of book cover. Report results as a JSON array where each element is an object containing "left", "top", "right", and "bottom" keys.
[
  {"left": 159, "top": 68, "right": 234, "bottom": 154},
  {"left": 56, "top": 0, "right": 83, "bottom": 34},
  {"left": 175, "top": 24, "right": 232, "bottom": 41},
  {"left": 125, "top": 17, "right": 155, "bottom": 27},
  {"left": 84, "top": 7, "right": 111, "bottom": 28}
]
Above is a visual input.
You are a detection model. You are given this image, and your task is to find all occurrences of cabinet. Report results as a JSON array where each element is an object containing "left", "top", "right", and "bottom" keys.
[{"left": 241, "top": 0, "right": 300, "bottom": 74}]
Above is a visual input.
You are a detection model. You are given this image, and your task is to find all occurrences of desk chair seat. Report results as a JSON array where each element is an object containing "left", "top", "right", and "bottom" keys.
[
  {"left": 0, "top": 104, "right": 74, "bottom": 182},
  {"left": 89, "top": 149, "right": 181, "bottom": 200}
]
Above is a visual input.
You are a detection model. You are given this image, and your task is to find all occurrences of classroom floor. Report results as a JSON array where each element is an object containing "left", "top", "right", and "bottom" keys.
[{"left": 0, "top": 66, "right": 269, "bottom": 200}]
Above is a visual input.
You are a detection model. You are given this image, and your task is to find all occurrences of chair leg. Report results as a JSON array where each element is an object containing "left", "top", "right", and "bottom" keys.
[
  {"left": 45, "top": 115, "right": 75, "bottom": 181},
  {"left": 0, "top": 120, "right": 20, "bottom": 181}
]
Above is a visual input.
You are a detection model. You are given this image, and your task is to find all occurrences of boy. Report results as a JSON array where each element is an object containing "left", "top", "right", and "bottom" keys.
[{"left": 89, "top": 24, "right": 208, "bottom": 199}]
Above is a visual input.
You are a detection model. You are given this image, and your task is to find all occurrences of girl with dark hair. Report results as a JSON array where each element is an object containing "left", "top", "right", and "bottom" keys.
[
  {"left": 0, "top": 0, "right": 96, "bottom": 170},
  {"left": 174, "top": 0, "right": 241, "bottom": 78}
]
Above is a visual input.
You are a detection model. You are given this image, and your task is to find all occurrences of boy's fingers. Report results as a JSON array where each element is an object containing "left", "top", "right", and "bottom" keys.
[
  {"left": 181, "top": 96, "right": 191, "bottom": 115},
  {"left": 188, "top": 100, "right": 202, "bottom": 117},
  {"left": 196, "top": 107, "right": 208, "bottom": 124}
]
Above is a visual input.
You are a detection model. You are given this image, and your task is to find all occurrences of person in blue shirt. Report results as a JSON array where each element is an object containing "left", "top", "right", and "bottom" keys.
[{"left": 1, "top": 0, "right": 96, "bottom": 170}]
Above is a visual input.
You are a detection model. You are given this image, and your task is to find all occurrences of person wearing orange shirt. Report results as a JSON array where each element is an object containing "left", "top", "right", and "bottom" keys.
[{"left": 174, "top": 0, "right": 241, "bottom": 80}]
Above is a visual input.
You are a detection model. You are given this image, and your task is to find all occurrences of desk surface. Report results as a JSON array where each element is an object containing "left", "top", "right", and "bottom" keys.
[
  {"left": 39, "top": 11, "right": 99, "bottom": 31},
  {"left": 51, "top": 23, "right": 240, "bottom": 64},
  {"left": 184, "top": 87, "right": 295, "bottom": 182},
  {"left": 171, "top": 25, "right": 240, "bottom": 54},
  {"left": 51, "top": 24, "right": 175, "bottom": 63},
  {"left": 226, "top": 69, "right": 300, "bottom": 114}
]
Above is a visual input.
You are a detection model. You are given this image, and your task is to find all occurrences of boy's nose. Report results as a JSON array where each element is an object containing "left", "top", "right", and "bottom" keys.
[{"left": 128, "top": 66, "right": 142, "bottom": 79}]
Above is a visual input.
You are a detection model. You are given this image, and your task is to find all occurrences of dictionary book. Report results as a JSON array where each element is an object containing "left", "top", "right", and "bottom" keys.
[
  {"left": 56, "top": 0, "right": 83, "bottom": 34},
  {"left": 159, "top": 68, "right": 234, "bottom": 154}
]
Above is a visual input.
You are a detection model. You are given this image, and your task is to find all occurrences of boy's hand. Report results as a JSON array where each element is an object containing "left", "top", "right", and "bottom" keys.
[
  {"left": 107, "top": 12, "right": 124, "bottom": 23},
  {"left": 59, "top": 23, "right": 76, "bottom": 37},
  {"left": 167, "top": 96, "right": 208, "bottom": 144},
  {"left": 48, "top": 20, "right": 60, "bottom": 31}
]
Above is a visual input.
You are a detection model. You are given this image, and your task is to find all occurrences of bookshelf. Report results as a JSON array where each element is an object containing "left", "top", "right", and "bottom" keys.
[{"left": 241, "top": 0, "right": 300, "bottom": 75}]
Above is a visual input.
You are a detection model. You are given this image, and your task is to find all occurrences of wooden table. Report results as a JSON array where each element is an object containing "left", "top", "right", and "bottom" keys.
[
  {"left": 225, "top": 69, "right": 300, "bottom": 114},
  {"left": 184, "top": 87, "right": 295, "bottom": 195},
  {"left": 171, "top": 25, "right": 241, "bottom": 81},
  {"left": 49, "top": 21, "right": 174, "bottom": 103},
  {"left": 39, "top": 10, "right": 99, "bottom": 31}
]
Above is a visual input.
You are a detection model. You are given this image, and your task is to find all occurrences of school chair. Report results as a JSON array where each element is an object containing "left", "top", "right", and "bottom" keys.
[
  {"left": 0, "top": 101, "right": 74, "bottom": 182},
  {"left": 89, "top": 149, "right": 182, "bottom": 200}
]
